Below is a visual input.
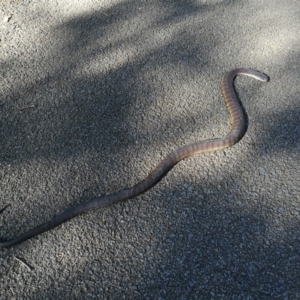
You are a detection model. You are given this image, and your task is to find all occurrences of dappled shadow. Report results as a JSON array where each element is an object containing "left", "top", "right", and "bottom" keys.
[
  {"left": 0, "top": 0, "right": 209, "bottom": 166},
  {"left": 17, "top": 175, "right": 300, "bottom": 298},
  {"left": 0, "top": 0, "right": 299, "bottom": 298}
]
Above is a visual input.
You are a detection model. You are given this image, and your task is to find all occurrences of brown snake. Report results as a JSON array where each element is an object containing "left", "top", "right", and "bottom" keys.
[{"left": 0, "top": 68, "right": 269, "bottom": 248}]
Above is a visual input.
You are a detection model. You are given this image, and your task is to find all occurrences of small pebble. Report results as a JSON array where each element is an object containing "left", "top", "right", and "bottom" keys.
[{"left": 3, "top": 15, "right": 12, "bottom": 23}]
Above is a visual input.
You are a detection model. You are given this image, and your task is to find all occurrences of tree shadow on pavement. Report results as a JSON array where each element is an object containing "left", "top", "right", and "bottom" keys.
[{"left": 0, "top": 0, "right": 299, "bottom": 299}]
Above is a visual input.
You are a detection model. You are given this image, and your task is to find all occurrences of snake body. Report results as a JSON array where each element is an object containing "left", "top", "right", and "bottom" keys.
[{"left": 0, "top": 68, "right": 269, "bottom": 248}]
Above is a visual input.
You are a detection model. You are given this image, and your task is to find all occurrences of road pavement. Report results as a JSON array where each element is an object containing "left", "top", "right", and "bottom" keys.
[{"left": 0, "top": 0, "right": 299, "bottom": 298}]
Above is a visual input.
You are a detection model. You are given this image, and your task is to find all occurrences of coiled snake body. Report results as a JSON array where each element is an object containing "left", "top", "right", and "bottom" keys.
[{"left": 0, "top": 68, "right": 269, "bottom": 248}]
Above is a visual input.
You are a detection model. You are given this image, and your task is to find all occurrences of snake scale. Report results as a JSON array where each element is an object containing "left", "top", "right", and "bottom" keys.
[{"left": 0, "top": 68, "right": 269, "bottom": 248}]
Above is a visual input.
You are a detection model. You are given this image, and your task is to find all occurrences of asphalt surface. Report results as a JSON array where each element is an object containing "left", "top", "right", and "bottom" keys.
[{"left": 0, "top": 0, "right": 299, "bottom": 299}]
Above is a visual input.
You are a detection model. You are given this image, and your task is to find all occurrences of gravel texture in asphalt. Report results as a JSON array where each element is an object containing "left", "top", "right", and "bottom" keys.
[{"left": 0, "top": 0, "right": 299, "bottom": 299}]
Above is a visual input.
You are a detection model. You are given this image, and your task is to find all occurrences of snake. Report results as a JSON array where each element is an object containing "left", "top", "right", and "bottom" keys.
[{"left": 0, "top": 68, "right": 269, "bottom": 248}]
